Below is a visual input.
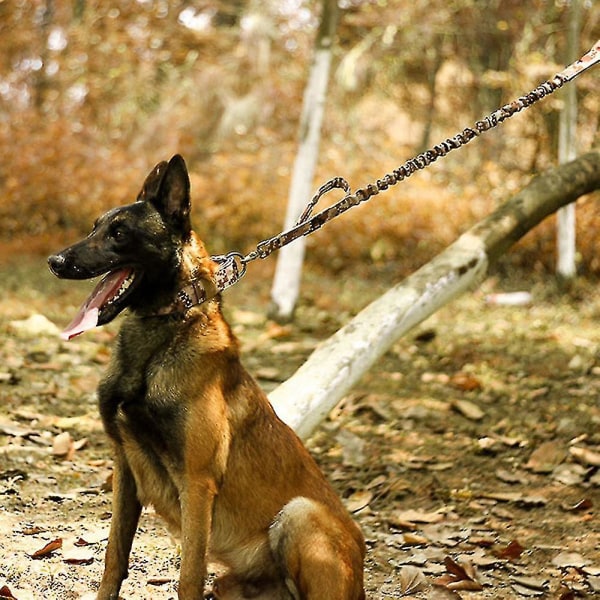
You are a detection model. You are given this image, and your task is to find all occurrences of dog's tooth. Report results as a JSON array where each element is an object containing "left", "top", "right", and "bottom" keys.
[{"left": 105, "top": 271, "right": 135, "bottom": 306}]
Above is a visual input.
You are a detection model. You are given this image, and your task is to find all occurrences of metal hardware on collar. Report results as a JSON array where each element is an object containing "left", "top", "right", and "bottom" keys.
[
  {"left": 204, "top": 40, "right": 600, "bottom": 301},
  {"left": 212, "top": 252, "right": 248, "bottom": 293}
]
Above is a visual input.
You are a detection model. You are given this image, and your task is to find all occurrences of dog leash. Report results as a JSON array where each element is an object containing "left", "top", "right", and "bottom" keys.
[{"left": 203, "top": 40, "right": 600, "bottom": 302}]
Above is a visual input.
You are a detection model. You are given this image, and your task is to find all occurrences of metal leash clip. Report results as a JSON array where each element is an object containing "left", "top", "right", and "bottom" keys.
[{"left": 212, "top": 252, "right": 248, "bottom": 294}]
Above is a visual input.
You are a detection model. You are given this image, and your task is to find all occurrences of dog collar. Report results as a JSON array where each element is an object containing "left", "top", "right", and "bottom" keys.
[
  {"left": 144, "top": 253, "right": 247, "bottom": 318},
  {"left": 149, "top": 278, "right": 217, "bottom": 318}
]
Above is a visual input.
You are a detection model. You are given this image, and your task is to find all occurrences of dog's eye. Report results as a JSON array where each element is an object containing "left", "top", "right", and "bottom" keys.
[{"left": 110, "top": 224, "right": 127, "bottom": 243}]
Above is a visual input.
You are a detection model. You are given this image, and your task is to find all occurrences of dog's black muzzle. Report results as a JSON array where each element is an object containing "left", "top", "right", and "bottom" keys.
[{"left": 48, "top": 239, "right": 122, "bottom": 280}]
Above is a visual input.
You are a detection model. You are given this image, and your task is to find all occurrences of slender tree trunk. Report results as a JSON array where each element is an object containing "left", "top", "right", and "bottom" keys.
[
  {"left": 34, "top": 0, "right": 54, "bottom": 110},
  {"left": 270, "top": 151, "right": 600, "bottom": 439},
  {"left": 269, "top": 0, "right": 338, "bottom": 322},
  {"left": 556, "top": 0, "right": 582, "bottom": 280}
]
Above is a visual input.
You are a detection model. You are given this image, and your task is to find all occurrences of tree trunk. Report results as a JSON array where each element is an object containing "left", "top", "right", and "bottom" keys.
[
  {"left": 270, "top": 151, "right": 600, "bottom": 439},
  {"left": 556, "top": 0, "right": 582, "bottom": 281},
  {"left": 269, "top": 0, "right": 338, "bottom": 322},
  {"left": 33, "top": 0, "right": 54, "bottom": 110}
]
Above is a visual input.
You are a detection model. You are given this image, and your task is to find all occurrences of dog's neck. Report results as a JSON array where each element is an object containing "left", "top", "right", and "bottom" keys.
[{"left": 140, "top": 233, "right": 220, "bottom": 319}]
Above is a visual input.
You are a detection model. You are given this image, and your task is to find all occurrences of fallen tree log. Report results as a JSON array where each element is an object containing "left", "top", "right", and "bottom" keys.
[{"left": 269, "top": 150, "right": 600, "bottom": 439}]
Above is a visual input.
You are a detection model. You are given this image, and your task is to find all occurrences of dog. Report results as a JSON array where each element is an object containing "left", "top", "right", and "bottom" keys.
[{"left": 48, "top": 155, "right": 366, "bottom": 600}]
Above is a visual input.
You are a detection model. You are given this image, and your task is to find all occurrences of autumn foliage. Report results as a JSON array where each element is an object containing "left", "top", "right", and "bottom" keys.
[{"left": 0, "top": 0, "right": 598, "bottom": 275}]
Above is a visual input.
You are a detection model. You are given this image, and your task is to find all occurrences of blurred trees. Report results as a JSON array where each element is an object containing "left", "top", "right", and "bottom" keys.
[{"left": 0, "top": 0, "right": 598, "bottom": 275}]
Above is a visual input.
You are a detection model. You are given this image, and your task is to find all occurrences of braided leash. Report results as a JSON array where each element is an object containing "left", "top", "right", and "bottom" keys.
[{"left": 208, "top": 40, "right": 600, "bottom": 299}]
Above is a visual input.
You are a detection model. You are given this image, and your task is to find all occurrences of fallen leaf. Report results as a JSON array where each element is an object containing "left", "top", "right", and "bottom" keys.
[
  {"left": 510, "top": 575, "right": 548, "bottom": 591},
  {"left": 20, "top": 525, "right": 45, "bottom": 536},
  {"left": 497, "top": 434, "right": 528, "bottom": 448},
  {"left": 552, "top": 463, "right": 587, "bottom": 486},
  {"left": 365, "top": 474, "right": 387, "bottom": 490},
  {"left": 147, "top": 577, "right": 174, "bottom": 586},
  {"left": 421, "top": 524, "right": 469, "bottom": 547},
  {"left": 478, "top": 437, "right": 498, "bottom": 452},
  {"left": 561, "top": 498, "right": 593, "bottom": 512},
  {"left": 494, "top": 539, "right": 525, "bottom": 560},
  {"left": 462, "top": 548, "right": 503, "bottom": 568},
  {"left": 511, "top": 583, "right": 545, "bottom": 597},
  {"left": 495, "top": 468, "right": 529, "bottom": 485},
  {"left": 398, "top": 565, "right": 427, "bottom": 595},
  {"left": 29, "top": 537, "right": 62, "bottom": 559},
  {"left": 0, "top": 419, "right": 37, "bottom": 438},
  {"left": 393, "top": 509, "right": 445, "bottom": 524},
  {"left": 525, "top": 441, "right": 566, "bottom": 473},
  {"left": 52, "top": 431, "right": 74, "bottom": 458},
  {"left": 557, "top": 589, "right": 576, "bottom": 600},
  {"left": 451, "top": 399, "right": 485, "bottom": 421},
  {"left": 0, "top": 585, "right": 18, "bottom": 600},
  {"left": 552, "top": 552, "right": 587, "bottom": 569},
  {"left": 450, "top": 372, "right": 483, "bottom": 392},
  {"left": 490, "top": 506, "right": 515, "bottom": 521},
  {"left": 402, "top": 532, "right": 428, "bottom": 546},
  {"left": 444, "top": 556, "right": 476, "bottom": 580},
  {"left": 74, "top": 536, "right": 93, "bottom": 547},
  {"left": 468, "top": 534, "right": 496, "bottom": 549},
  {"left": 344, "top": 489, "right": 373, "bottom": 513},
  {"left": 588, "top": 576, "right": 600, "bottom": 593},
  {"left": 74, "top": 437, "right": 88, "bottom": 451},
  {"left": 447, "top": 579, "right": 484, "bottom": 591},
  {"left": 516, "top": 494, "right": 548, "bottom": 508},
  {"left": 569, "top": 446, "right": 600, "bottom": 467},
  {"left": 479, "top": 491, "right": 523, "bottom": 503},
  {"left": 63, "top": 546, "right": 94, "bottom": 565},
  {"left": 433, "top": 556, "right": 483, "bottom": 591},
  {"left": 336, "top": 430, "right": 367, "bottom": 467}
]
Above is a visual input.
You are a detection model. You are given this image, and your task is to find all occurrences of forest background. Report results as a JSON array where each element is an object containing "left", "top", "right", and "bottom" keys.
[
  {"left": 1, "top": 3, "right": 600, "bottom": 598},
  {"left": 0, "top": 0, "right": 599, "bottom": 280}
]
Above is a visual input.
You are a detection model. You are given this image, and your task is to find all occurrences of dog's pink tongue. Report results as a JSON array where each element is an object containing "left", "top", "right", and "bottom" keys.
[{"left": 61, "top": 269, "right": 132, "bottom": 341}]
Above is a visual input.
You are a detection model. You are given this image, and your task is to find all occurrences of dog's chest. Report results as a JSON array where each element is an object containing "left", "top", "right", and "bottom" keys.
[{"left": 99, "top": 321, "right": 187, "bottom": 479}]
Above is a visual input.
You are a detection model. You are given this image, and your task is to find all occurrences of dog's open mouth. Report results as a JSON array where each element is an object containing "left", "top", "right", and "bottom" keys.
[{"left": 62, "top": 268, "right": 136, "bottom": 340}]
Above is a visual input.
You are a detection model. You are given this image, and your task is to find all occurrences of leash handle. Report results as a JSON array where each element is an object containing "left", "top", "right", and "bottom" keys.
[{"left": 211, "top": 39, "right": 600, "bottom": 293}]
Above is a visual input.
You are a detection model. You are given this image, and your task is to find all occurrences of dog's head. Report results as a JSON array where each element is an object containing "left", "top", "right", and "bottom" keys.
[{"left": 48, "top": 155, "right": 211, "bottom": 339}]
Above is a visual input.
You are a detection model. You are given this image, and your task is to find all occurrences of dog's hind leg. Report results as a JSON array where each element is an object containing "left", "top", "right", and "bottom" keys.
[
  {"left": 97, "top": 452, "right": 142, "bottom": 600},
  {"left": 268, "top": 497, "right": 365, "bottom": 600}
]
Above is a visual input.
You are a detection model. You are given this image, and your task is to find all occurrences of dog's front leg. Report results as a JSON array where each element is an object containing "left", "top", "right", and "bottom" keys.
[
  {"left": 177, "top": 475, "right": 217, "bottom": 600},
  {"left": 97, "top": 452, "right": 142, "bottom": 600}
]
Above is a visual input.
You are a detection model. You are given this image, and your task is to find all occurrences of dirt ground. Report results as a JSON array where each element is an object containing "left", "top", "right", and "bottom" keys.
[{"left": 0, "top": 258, "right": 599, "bottom": 599}]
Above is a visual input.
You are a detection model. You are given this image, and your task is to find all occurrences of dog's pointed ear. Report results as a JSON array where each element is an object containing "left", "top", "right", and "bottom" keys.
[
  {"left": 137, "top": 160, "right": 169, "bottom": 203},
  {"left": 139, "top": 155, "right": 192, "bottom": 237},
  {"left": 155, "top": 155, "right": 192, "bottom": 236}
]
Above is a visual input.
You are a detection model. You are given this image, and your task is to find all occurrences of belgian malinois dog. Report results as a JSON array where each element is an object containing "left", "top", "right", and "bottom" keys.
[{"left": 48, "top": 155, "right": 365, "bottom": 600}]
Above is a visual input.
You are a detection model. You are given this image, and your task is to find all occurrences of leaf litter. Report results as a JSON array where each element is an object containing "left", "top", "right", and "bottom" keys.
[{"left": 1, "top": 264, "right": 600, "bottom": 598}]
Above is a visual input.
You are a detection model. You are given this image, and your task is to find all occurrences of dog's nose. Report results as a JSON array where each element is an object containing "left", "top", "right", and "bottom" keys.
[{"left": 48, "top": 253, "right": 65, "bottom": 275}]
